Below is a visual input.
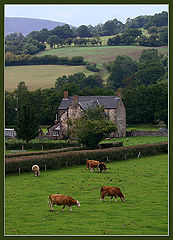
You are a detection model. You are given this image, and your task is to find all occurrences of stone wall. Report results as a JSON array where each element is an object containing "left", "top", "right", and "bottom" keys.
[{"left": 128, "top": 130, "right": 168, "bottom": 137}]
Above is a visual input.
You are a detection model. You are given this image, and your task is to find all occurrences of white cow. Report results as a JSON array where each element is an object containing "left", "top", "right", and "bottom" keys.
[{"left": 32, "top": 165, "right": 40, "bottom": 176}]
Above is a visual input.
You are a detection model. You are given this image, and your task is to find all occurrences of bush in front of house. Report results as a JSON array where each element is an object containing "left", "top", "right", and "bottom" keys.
[{"left": 5, "top": 142, "right": 168, "bottom": 174}]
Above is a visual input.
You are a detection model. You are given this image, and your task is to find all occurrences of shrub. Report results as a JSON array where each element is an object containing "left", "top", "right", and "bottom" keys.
[
  {"left": 5, "top": 142, "right": 168, "bottom": 174},
  {"left": 5, "top": 141, "right": 78, "bottom": 151}
]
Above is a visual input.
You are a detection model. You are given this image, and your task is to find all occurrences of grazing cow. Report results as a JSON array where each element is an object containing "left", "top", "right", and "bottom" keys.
[
  {"left": 86, "top": 160, "right": 100, "bottom": 171},
  {"left": 86, "top": 160, "right": 95, "bottom": 169},
  {"left": 86, "top": 160, "right": 107, "bottom": 172},
  {"left": 48, "top": 194, "right": 80, "bottom": 212},
  {"left": 100, "top": 186, "right": 125, "bottom": 203},
  {"left": 32, "top": 165, "right": 40, "bottom": 177},
  {"left": 99, "top": 162, "right": 107, "bottom": 172}
]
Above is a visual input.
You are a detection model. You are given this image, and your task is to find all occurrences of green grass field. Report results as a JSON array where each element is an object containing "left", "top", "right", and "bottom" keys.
[
  {"left": 5, "top": 65, "right": 94, "bottom": 92},
  {"left": 5, "top": 154, "right": 168, "bottom": 235},
  {"left": 38, "top": 45, "right": 168, "bottom": 65},
  {"left": 5, "top": 45, "right": 167, "bottom": 92}
]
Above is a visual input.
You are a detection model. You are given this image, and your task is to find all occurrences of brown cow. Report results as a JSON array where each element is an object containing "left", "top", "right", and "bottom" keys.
[
  {"left": 86, "top": 160, "right": 100, "bottom": 171},
  {"left": 48, "top": 194, "right": 80, "bottom": 212},
  {"left": 100, "top": 186, "right": 125, "bottom": 203},
  {"left": 86, "top": 160, "right": 107, "bottom": 172}
]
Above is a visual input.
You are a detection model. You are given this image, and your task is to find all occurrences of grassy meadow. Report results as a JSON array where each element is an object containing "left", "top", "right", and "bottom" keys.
[
  {"left": 5, "top": 154, "right": 168, "bottom": 236},
  {"left": 37, "top": 45, "right": 168, "bottom": 65},
  {"left": 5, "top": 45, "right": 167, "bottom": 92},
  {"left": 5, "top": 65, "right": 94, "bottom": 92}
]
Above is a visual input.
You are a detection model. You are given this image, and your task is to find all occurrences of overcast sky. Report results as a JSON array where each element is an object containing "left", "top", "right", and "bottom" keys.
[{"left": 5, "top": 4, "right": 168, "bottom": 27}]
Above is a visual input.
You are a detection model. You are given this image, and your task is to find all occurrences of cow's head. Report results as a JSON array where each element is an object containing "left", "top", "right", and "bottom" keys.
[
  {"left": 76, "top": 200, "right": 81, "bottom": 207},
  {"left": 99, "top": 162, "right": 107, "bottom": 172},
  {"left": 120, "top": 194, "right": 125, "bottom": 202}
]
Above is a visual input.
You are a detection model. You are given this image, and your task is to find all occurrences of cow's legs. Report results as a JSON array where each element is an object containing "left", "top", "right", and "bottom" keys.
[
  {"left": 62, "top": 205, "right": 66, "bottom": 212},
  {"left": 69, "top": 206, "right": 72, "bottom": 212},
  {"left": 50, "top": 203, "right": 54, "bottom": 211},
  {"left": 115, "top": 195, "right": 118, "bottom": 202},
  {"left": 110, "top": 196, "right": 113, "bottom": 202},
  {"left": 100, "top": 193, "right": 106, "bottom": 202}
]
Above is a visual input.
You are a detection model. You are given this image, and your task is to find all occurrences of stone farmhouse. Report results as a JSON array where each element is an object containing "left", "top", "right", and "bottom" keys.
[{"left": 47, "top": 91, "right": 126, "bottom": 140}]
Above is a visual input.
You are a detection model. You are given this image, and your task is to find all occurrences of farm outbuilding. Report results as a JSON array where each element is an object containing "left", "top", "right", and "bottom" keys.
[
  {"left": 47, "top": 91, "right": 126, "bottom": 140},
  {"left": 5, "top": 128, "right": 16, "bottom": 139}
]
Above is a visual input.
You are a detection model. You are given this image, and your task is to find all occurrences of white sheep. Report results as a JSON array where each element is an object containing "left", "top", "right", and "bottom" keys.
[{"left": 32, "top": 165, "right": 40, "bottom": 177}]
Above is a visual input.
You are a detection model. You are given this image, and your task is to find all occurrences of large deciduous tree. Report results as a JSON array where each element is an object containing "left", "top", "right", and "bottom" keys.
[
  {"left": 14, "top": 102, "right": 40, "bottom": 143},
  {"left": 71, "top": 106, "right": 117, "bottom": 149},
  {"left": 107, "top": 55, "right": 137, "bottom": 90}
]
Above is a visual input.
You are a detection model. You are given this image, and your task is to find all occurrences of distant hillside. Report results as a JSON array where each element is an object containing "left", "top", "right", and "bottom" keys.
[{"left": 5, "top": 17, "right": 74, "bottom": 36}]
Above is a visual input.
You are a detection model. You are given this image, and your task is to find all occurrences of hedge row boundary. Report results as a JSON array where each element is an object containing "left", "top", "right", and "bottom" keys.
[
  {"left": 5, "top": 141, "right": 78, "bottom": 151},
  {"left": 5, "top": 146, "right": 82, "bottom": 159},
  {"left": 5, "top": 142, "right": 168, "bottom": 174}
]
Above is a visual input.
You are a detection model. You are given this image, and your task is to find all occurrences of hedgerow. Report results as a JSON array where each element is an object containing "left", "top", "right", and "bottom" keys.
[
  {"left": 5, "top": 142, "right": 168, "bottom": 174},
  {"left": 5, "top": 146, "right": 82, "bottom": 158},
  {"left": 5, "top": 141, "right": 78, "bottom": 151}
]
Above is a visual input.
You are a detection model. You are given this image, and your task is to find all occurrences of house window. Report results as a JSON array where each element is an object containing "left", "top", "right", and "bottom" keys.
[
  {"left": 53, "top": 130, "right": 60, "bottom": 136},
  {"left": 53, "top": 125, "right": 60, "bottom": 136}
]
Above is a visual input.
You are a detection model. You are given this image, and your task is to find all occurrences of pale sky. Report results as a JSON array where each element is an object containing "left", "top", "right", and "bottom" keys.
[{"left": 5, "top": 4, "right": 168, "bottom": 27}]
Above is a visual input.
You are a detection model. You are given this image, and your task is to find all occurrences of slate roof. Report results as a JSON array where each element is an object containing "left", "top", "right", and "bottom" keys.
[{"left": 58, "top": 96, "right": 120, "bottom": 110}]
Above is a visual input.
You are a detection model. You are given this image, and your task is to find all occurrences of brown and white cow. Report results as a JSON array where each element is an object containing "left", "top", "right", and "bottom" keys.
[
  {"left": 86, "top": 160, "right": 96, "bottom": 170},
  {"left": 48, "top": 194, "right": 80, "bottom": 212},
  {"left": 86, "top": 160, "right": 107, "bottom": 172},
  {"left": 100, "top": 186, "right": 125, "bottom": 203}
]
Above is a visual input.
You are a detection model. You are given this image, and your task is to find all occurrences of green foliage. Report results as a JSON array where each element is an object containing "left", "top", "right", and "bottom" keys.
[
  {"left": 5, "top": 33, "right": 46, "bottom": 55},
  {"left": 14, "top": 102, "right": 40, "bottom": 143},
  {"left": 122, "top": 83, "right": 168, "bottom": 124},
  {"left": 5, "top": 92, "right": 16, "bottom": 125},
  {"left": 102, "top": 18, "right": 124, "bottom": 36},
  {"left": 55, "top": 72, "right": 103, "bottom": 89},
  {"left": 135, "top": 49, "right": 166, "bottom": 86},
  {"left": 71, "top": 106, "right": 117, "bottom": 149},
  {"left": 5, "top": 142, "right": 168, "bottom": 174},
  {"left": 108, "top": 55, "right": 137, "bottom": 89},
  {"left": 86, "top": 62, "right": 100, "bottom": 72},
  {"left": 5, "top": 53, "right": 85, "bottom": 66},
  {"left": 5, "top": 141, "right": 78, "bottom": 151},
  {"left": 77, "top": 25, "right": 92, "bottom": 37}
]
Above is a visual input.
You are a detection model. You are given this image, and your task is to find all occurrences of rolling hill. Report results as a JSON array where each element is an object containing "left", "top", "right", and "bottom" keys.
[{"left": 5, "top": 17, "right": 74, "bottom": 36}]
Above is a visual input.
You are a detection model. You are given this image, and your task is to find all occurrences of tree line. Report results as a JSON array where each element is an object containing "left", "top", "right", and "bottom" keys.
[
  {"left": 107, "top": 26, "right": 168, "bottom": 47},
  {"left": 5, "top": 49, "right": 168, "bottom": 128},
  {"left": 5, "top": 11, "right": 168, "bottom": 55},
  {"left": 5, "top": 53, "right": 85, "bottom": 66}
]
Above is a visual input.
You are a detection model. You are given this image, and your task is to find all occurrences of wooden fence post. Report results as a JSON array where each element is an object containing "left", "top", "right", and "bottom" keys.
[
  {"left": 45, "top": 164, "right": 46, "bottom": 171},
  {"left": 19, "top": 167, "right": 21, "bottom": 175}
]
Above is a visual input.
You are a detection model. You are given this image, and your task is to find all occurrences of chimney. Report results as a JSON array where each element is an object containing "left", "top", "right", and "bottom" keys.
[
  {"left": 63, "top": 91, "right": 68, "bottom": 100},
  {"left": 54, "top": 114, "right": 58, "bottom": 124},
  {"left": 72, "top": 95, "right": 79, "bottom": 105},
  {"left": 116, "top": 89, "right": 121, "bottom": 98}
]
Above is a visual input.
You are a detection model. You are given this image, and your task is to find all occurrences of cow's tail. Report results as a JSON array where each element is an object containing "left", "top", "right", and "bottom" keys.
[{"left": 48, "top": 195, "right": 51, "bottom": 207}]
